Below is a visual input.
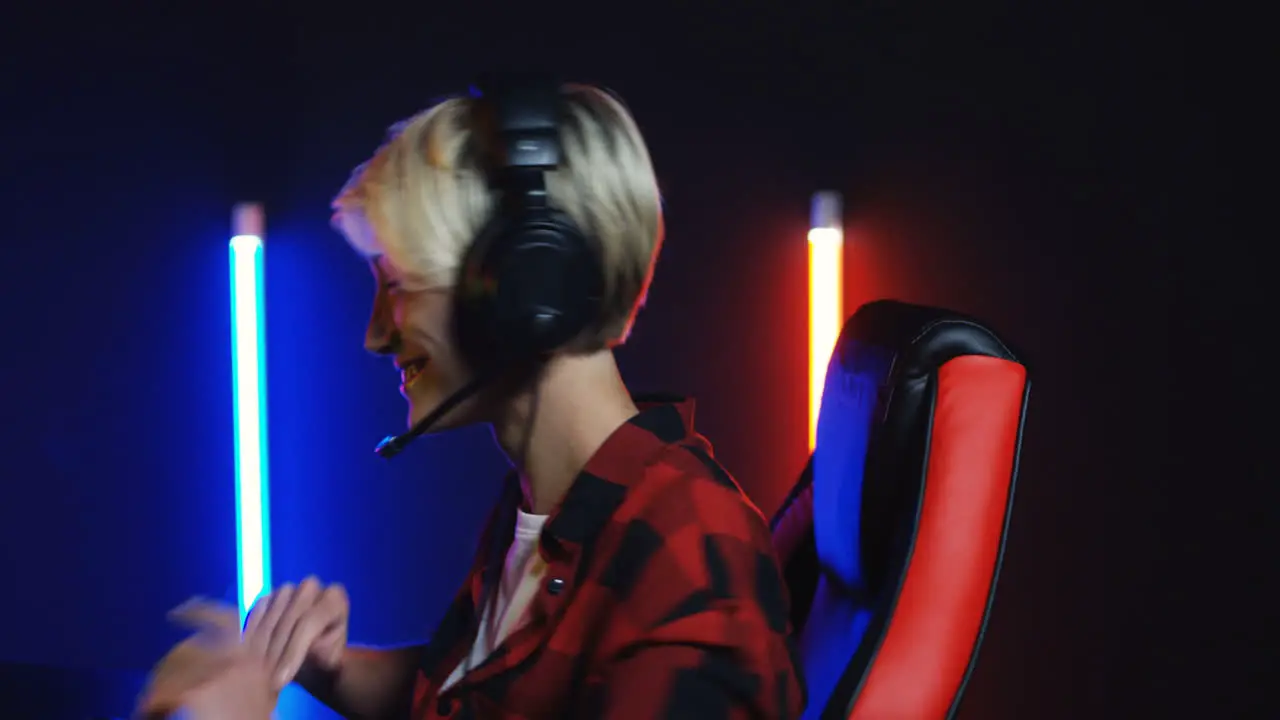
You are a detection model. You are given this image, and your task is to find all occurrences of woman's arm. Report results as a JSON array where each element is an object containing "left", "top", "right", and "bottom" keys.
[{"left": 295, "top": 644, "right": 424, "bottom": 719}]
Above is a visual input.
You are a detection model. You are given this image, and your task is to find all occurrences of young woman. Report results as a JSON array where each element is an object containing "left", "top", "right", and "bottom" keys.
[{"left": 140, "top": 77, "right": 803, "bottom": 720}]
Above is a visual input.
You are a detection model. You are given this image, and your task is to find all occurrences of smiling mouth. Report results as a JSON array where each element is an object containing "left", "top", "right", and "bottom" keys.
[{"left": 399, "top": 358, "right": 429, "bottom": 388}]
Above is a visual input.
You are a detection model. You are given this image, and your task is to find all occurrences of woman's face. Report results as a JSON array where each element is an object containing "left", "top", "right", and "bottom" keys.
[{"left": 364, "top": 257, "right": 473, "bottom": 429}]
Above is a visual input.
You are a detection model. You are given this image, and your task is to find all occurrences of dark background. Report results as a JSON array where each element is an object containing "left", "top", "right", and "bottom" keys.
[{"left": 0, "top": 1, "right": 1262, "bottom": 718}]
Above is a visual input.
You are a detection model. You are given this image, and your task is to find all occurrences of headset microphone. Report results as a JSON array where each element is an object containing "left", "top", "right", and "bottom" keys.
[{"left": 373, "top": 373, "right": 494, "bottom": 459}]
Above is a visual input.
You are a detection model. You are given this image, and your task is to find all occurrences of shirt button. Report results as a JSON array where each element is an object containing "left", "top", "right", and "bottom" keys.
[{"left": 546, "top": 577, "right": 566, "bottom": 595}]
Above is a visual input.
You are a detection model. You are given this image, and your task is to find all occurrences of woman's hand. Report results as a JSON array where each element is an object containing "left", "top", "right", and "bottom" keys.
[
  {"left": 135, "top": 600, "right": 276, "bottom": 719},
  {"left": 245, "top": 576, "right": 350, "bottom": 690}
]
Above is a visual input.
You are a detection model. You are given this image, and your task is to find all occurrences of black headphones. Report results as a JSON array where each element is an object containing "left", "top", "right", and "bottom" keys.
[
  {"left": 375, "top": 73, "right": 603, "bottom": 458},
  {"left": 452, "top": 73, "right": 604, "bottom": 376}
]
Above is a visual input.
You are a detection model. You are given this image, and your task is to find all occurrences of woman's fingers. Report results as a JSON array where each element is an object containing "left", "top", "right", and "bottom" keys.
[{"left": 167, "top": 597, "right": 241, "bottom": 637}]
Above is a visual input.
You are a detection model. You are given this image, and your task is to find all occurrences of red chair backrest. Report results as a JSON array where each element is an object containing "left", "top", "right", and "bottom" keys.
[{"left": 771, "top": 299, "right": 1030, "bottom": 719}]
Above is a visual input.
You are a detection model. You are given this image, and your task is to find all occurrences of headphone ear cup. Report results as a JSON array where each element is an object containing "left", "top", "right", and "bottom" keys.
[{"left": 454, "top": 209, "right": 602, "bottom": 373}]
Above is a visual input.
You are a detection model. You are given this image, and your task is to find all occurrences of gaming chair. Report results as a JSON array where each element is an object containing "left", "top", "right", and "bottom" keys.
[{"left": 772, "top": 299, "right": 1030, "bottom": 719}]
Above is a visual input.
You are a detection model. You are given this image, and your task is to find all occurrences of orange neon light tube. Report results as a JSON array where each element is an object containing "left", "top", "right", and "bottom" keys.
[{"left": 808, "top": 192, "right": 843, "bottom": 450}]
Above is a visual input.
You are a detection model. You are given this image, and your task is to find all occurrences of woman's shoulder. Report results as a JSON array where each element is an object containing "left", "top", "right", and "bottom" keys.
[{"left": 615, "top": 438, "right": 772, "bottom": 551}]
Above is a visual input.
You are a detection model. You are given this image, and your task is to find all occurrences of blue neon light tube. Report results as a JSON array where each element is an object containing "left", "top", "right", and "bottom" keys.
[{"left": 229, "top": 216, "right": 271, "bottom": 622}]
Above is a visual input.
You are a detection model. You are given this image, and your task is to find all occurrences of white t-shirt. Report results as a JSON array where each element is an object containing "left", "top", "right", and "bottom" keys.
[{"left": 440, "top": 508, "right": 550, "bottom": 692}]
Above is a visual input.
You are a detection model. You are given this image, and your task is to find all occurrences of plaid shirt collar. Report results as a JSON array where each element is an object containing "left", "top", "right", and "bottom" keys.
[
  {"left": 420, "top": 394, "right": 699, "bottom": 682},
  {"left": 539, "top": 393, "right": 696, "bottom": 557}
]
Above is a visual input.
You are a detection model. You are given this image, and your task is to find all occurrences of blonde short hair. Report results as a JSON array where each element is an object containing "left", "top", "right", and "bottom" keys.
[{"left": 331, "top": 84, "right": 664, "bottom": 351}]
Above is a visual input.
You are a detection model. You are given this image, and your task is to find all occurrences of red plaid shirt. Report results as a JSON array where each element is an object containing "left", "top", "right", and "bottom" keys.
[{"left": 411, "top": 396, "right": 805, "bottom": 719}]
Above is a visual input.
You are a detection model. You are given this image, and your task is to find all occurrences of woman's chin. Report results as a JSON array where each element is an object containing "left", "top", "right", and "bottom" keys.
[
  {"left": 405, "top": 393, "right": 464, "bottom": 432},
  {"left": 406, "top": 391, "right": 484, "bottom": 432},
  {"left": 403, "top": 385, "right": 433, "bottom": 423},
  {"left": 405, "top": 398, "right": 437, "bottom": 429}
]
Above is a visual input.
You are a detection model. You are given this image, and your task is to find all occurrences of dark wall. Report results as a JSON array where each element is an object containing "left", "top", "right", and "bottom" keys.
[{"left": 1, "top": 2, "right": 1254, "bottom": 718}]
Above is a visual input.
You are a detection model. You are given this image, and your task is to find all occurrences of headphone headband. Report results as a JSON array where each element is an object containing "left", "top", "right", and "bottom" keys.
[{"left": 472, "top": 74, "right": 563, "bottom": 177}]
